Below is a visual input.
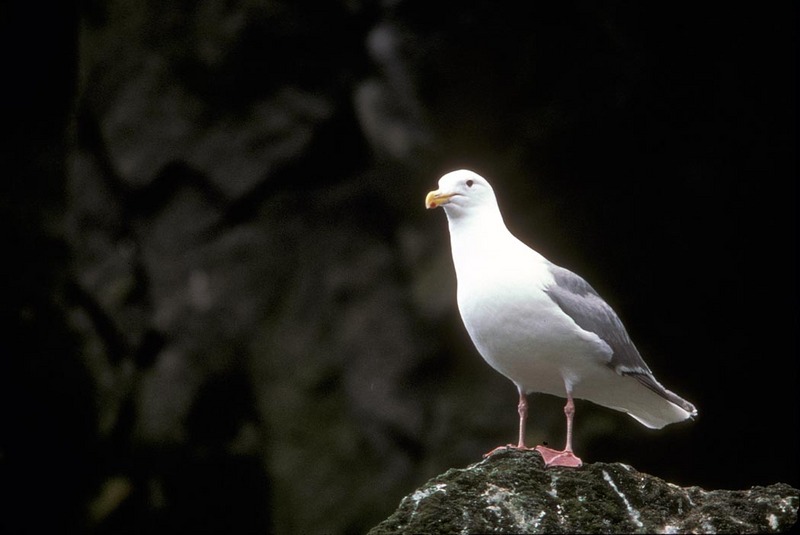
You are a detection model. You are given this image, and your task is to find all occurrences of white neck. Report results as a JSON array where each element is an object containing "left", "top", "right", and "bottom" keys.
[{"left": 444, "top": 202, "right": 514, "bottom": 275}]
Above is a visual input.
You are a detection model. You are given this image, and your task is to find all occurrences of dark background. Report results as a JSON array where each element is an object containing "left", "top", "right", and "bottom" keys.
[{"left": 2, "top": 1, "right": 797, "bottom": 534}]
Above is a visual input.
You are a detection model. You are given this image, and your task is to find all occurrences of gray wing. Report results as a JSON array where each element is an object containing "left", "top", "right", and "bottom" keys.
[
  {"left": 544, "top": 263, "right": 697, "bottom": 415},
  {"left": 545, "top": 262, "right": 652, "bottom": 376}
]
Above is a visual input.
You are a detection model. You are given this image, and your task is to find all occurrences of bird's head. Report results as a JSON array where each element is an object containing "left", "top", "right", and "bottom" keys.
[{"left": 425, "top": 170, "right": 498, "bottom": 218}]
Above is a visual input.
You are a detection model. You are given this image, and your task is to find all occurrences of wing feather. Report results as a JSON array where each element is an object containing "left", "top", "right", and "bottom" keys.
[
  {"left": 544, "top": 262, "right": 697, "bottom": 416},
  {"left": 544, "top": 263, "right": 651, "bottom": 375}
]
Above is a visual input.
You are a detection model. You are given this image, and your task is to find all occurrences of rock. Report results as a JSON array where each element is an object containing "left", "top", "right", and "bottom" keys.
[{"left": 369, "top": 449, "right": 799, "bottom": 534}]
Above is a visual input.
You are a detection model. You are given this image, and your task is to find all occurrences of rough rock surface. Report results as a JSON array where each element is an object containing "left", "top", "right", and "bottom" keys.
[{"left": 370, "top": 450, "right": 799, "bottom": 534}]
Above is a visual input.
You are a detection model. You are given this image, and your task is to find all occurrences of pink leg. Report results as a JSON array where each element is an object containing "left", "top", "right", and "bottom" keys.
[
  {"left": 483, "top": 386, "right": 533, "bottom": 457},
  {"left": 564, "top": 395, "right": 576, "bottom": 453},
  {"left": 535, "top": 392, "right": 583, "bottom": 468},
  {"left": 516, "top": 386, "right": 528, "bottom": 448}
]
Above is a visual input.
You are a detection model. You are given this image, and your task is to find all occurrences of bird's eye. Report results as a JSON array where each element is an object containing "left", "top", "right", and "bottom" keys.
[{"left": 466, "top": 180, "right": 474, "bottom": 188}]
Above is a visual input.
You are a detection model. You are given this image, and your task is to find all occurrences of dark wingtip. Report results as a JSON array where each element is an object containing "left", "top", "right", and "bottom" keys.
[{"left": 627, "top": 371, "right": 698, "bottom": 418}]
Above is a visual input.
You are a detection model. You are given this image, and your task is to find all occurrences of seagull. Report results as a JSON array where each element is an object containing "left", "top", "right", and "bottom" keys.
[{"left": 425, "top": 169, "right": 697, "bottom": 468}]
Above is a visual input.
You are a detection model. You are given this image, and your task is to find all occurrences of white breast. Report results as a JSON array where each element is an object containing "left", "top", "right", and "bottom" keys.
[{"left": 452, "top": 231, "right": 613, "bottom": 396}]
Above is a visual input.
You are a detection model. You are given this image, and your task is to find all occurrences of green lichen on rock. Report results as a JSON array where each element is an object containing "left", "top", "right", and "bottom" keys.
[{"left": 369, "top": 450, "right": 799, "bottom": 534}]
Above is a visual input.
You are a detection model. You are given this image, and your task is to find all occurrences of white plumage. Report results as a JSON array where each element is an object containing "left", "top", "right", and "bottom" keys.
[{"left": 426, "top": 169, "right": 696, "bottom": 467}]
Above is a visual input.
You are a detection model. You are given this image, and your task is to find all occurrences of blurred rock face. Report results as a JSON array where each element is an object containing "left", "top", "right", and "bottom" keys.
[
  {"left": 5, "top": 1, "right": 794, "bottom": 534},
  {"left": 68, "top": 2, "right": 458, "bottom": 532}
]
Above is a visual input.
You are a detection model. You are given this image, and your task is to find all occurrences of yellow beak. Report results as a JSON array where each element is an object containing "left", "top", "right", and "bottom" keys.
[{"left": 425, "top": 190, "right": 454, "bottom": 209}]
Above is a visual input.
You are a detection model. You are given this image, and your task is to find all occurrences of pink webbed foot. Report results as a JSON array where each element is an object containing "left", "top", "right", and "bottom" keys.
[
  {"left": 482, "top": 444, "right": 535, "bottom": 458},
  {"left": 535, "top": 445, "right": 583, "bottom": 468}
]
